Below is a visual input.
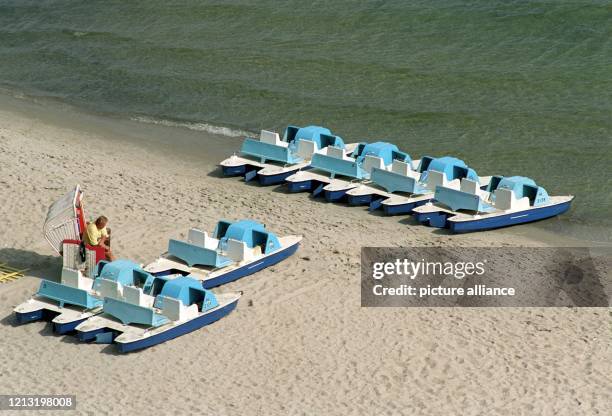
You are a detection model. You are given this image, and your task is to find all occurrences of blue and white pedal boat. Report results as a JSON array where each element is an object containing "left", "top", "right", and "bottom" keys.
[
  {"left": 13, "top": 260, "right": 149, "bottom": 334},
  {"left": 144, "top": 219, "right": 301, "bottom": 288},
  {"left": 344, "top": 155, "right": 438, "bottom": 211},
  {"left": 285, "top": 141, "right": 413, "bottom": 202},
  {"left": 412, "top": 175, "right": 574, "bottom": 232},
  {"left": 377, "top": 157, "right": 491, "bottom": 215},
  {"left": 219, "top": 125, "right": 355, "bottom": 185},
  {"left": 75, "top": 275, "right": 240, "bottom": 352}
]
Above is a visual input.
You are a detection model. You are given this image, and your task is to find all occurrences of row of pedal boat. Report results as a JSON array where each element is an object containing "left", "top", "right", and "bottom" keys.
[
  {"left": 220, "top": 125, "right": 573, "bottom": 232},
  {"left": 14, "top": 187, "right": 302, "bottom": 353}
]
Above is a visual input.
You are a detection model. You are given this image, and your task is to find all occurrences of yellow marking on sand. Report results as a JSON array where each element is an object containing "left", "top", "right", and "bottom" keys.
[{"left": 0, "top": 263, "right": 28, "bottom": 283}]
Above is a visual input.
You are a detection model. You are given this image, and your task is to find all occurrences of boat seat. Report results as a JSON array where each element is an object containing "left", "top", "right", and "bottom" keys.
[
  {"left": 445, "top": 178, "right": 461, "bottom": 190},
  {"left": 60, "top": 267, "right": 94, "bottom": 290},
  {"left": 62, "top": 239, "right": 106, "bottom": 276},
  {"left": 391, "top": 159, "right": 411, "bottom": 176},
  {"left": 97, "top": 278, "right": 123, "bottom": 300},
  {"left": 168, "top": 237, "right": 232, "bottom": 267},
  {"left": 187, "top": 229, "right": 218, "bottom": 250},
  {"left": 225, "top": 238, "right": 256, "bottom": 262},
  {"left": 188, "top": 228, "right": 206, "bottom": 246},
  {"left": 160, "top": 296, "right": 199, "bottom": 322},
  {"left": 494, "top": 188, "right": 531, "bottom": 211},
  {"left": 104, "top": 297, "right": 168, "bottom": 326},
  {"left": 123, "top": 285, "right": 154, "bottom": 307},
  {"left": 424, "top": 170, "right": 446, "bottom": 190},
  {"left": 326, "top": 146, "right": 347, "bottom": 160},
  {"left": 362, "top": 155, "right": 385, "bottom": 174},
  {"left": 297, "top": 139, "right": 317, "bottom": 160},
  {"left": 460, "top": 178, "right": 479, "bottom": 194},
  {"left": 260, "top": 130, "right": 288, "bottom": 147}
]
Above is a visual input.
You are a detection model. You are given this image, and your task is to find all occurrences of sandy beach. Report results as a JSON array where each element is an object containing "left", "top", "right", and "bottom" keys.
[{"left": 0, "top": 95, "right": 610, "bottom": 415}]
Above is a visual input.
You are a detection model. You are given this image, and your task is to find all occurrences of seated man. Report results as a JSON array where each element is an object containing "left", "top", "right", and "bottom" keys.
[{"left": 84, "top": 215, "right": 115, "bottom": 261}]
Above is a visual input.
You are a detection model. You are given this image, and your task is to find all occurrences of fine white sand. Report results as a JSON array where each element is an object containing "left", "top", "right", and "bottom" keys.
[{"left": 0, "top": 96, "right": 610, "bottom": 415}]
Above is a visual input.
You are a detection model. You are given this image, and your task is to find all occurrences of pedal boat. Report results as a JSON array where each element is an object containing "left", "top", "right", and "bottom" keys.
[
  {"left": 75, "top": 275, "right": 240, "bottom": 352},
  {"left": 144, "top": 219, "right": 301, "bottom": 288},
  {"left": 412, "top": 175, "right": 574, "bottom": 232},
  {"left": 347, "top": 156, "right": 490, "bottom": 215},
  {"left": 14, "top": 260, "right": 149, "bottom": 334},
  {"left": 285, "top": 141, "right": 413, "bottom": 202},
  {"left": 219, "top": 125, "right": 355, "bottom": 185}
]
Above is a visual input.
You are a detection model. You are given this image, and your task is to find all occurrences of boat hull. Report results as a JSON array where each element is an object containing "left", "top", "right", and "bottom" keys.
[
  {"left": 201, "top": 241, "right": 300, "bottom": 289},
  {"left": 14, "top": 308, "right": 54, "bottom": 325},
  {"left": 258, "top": 168, "right": 300, "bottom": 186},
  {"left": 449, "top": 200, "right": 573, "bottom": 233},
  {"left": 117, "top": 298, "right": 239, "bottom": 353},
  {"left": 382, "top": 199, "right": 430, "bottom": 216},
  {"left": 222, "top": 165, "right": 248, "bottom": 177},
  {"left": 221, "top": 162, "right": 261, "bottom": 182},
  {"left": 414, "top": 210, "right": 450, "bottom": 228},
  {"left": 347, "top": 194, "right": 374, "bottom": 206},
  {"left": 77, "top": 327, "right": 110, "bottom": 342},
  {"left": 14, "top": 298, "right": 96, "bottom": 335},
  {"left": 286, "top": 179, "right": 318, "bottom": 193},
  {"left": 324, "top": 189, "right": 349, "bottom": 202},
  {"left": 53, "top": 318, "right": 89, "bottom": 334}
]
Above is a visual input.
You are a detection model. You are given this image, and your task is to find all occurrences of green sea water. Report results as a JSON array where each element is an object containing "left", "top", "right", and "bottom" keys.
[{"left": 0, "top": 1, "right": 610, "bottom": 241}]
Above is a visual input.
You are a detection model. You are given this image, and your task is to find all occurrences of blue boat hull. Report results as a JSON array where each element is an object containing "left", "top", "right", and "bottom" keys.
[
  {"left": 14, "top": 308, "right": 55, "bottom": 325},
  {"left": 117, "top": 298, "right": 239, "bottom": 353},
  {"left": 416, "top": 201, "right": 572, "bottom": 232},
  {"left": 347, "top": 194, "right": 374, "bottom": 206},
  {"left": 324, "top": 189, "right": 348, "bottom": 202},
  {"left": 222, "top": 165, "right": 248, "bottom": 177},
  {"left": 77, "top": 327, "right": 109, "bottom": 342},
  {"left": 414, "top": 210, "right": 450, "bottom": 228},
  {"left": 225, "top": 163, "right": 307, "bottom": 186},
  {"left": 14, "top": 305, "right": 85, "bottom": 331},
  {"left": 54, "top": 318, "right": 89, "bottom": 335},
  {"left": 14, "top": 302, "right": 95, "bottom": 334},
  {"left": 382, "top": 198, "right": 431, "bottom": 216},
  {"left": 258, "top": 168, "right": 299, "bottom": 186},
  {"left": 449, "top": 201, "right": 572, "bottom": 233},
  {"left": 222, "top": 163, "right": 261, "bottom": 182},
  {"left": 286, "top": 179, "right": 316, "bottom": 193},
  {"left": 201, "top": 241, "right": 300, "bottom": 289}
]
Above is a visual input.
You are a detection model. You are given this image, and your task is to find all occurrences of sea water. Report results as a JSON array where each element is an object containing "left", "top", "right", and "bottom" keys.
[{"left": 0, "top": 0, "right": 610, "bottom": 242}]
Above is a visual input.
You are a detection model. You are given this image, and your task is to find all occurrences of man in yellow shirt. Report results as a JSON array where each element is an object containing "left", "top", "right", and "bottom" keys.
[{"left": 84, "top": 216, "right": 115, "bottom": 261}]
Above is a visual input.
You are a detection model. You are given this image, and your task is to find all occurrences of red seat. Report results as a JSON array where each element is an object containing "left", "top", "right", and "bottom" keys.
[{"left": 62, "top": 239, "right": 107, "bottom": 264}]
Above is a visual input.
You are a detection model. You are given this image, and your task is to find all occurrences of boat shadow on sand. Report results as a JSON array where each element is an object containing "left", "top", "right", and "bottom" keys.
[
  {"left": 0, "top": 248, "right": 62, "bottom": 329},
  {"left": 206, "top": 167, "right": 226, "bottom": 178},
  {"left": 0, "top": 248, "right": 62, "bottom": 281},
  {"left": 1, "top": 309, "right": 123, "bottom": 355}
]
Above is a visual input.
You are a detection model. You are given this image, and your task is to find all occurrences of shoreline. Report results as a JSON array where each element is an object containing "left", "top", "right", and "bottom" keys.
[
  {"left": 0, "top": 90, "right": 605, "bottom": 248},
  {"left": 0, "top": 88, "right": 243, "bottom": 169}
]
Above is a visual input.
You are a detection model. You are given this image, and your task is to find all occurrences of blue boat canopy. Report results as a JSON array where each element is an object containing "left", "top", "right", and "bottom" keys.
[
  {"left": 95, "top": 260, "right": 149, "bottom": 287},
  {"left": 214, "top": 219, "right": 282, "bottom": 254},
  {"left": 284, "top": 125, "right": 344, "bottom": 150},
  {"left": 434, "top": 175, "right": 551, "bottom": 212},
  {"left": 487, "top": 176, "right": 550, "bottom": 206},
  {"left": 419, "top": 156, "right": 479, "bottom": 182},
  {"left": 241, "top": 125, "right": 342, "bottom": 164},
  {"left": 154, "top": 276, "right": 219, "bottom": 312},
  {"left": 353, "top": 142, "right": 411, "bottom": 166},
  {"left": 370, "top": 155, "right": 477, "bottom": 195},
  {"left": 311, "top": 141, "right": 410, "bottom": 180}
]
